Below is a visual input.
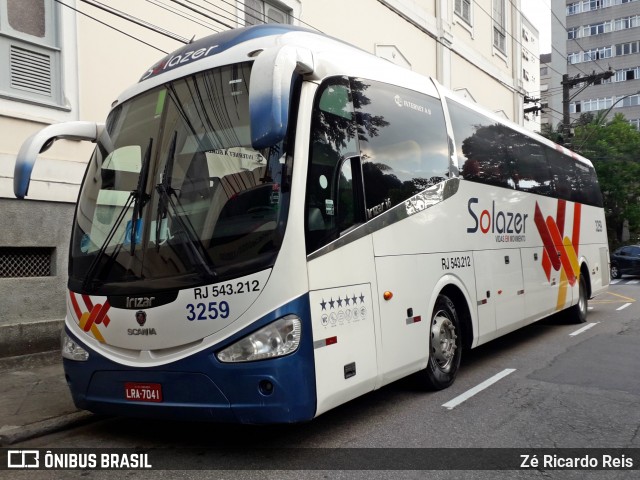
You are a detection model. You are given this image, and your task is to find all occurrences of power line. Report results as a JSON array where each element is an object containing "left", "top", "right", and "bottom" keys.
[
  {"left": 79, "top": 0, "right": 190, "bottom": 44},
  {"left": 146, "top": 0, "right": 224, "bottom": 34},
  {"left": 170, "top": 0, "right": 235, "bottom": 30},
  {"left": 54, "top": 0, "right": 169, "bottom": 53}
]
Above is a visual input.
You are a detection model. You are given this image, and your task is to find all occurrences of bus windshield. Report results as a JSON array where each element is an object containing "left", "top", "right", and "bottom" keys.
[{"left": 69, "top": 62, "right": 291, "bottom": 294}]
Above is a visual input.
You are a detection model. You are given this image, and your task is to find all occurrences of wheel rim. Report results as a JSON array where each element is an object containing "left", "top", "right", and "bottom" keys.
[
  {"left": 611, "top": 266, "right": 618, "bottom": 278},
  {"left": 431, "top": 310, "right": 457, "bottom": 371}
]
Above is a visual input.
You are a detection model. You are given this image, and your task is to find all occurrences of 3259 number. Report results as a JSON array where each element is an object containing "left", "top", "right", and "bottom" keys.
[{"left": 186, "top": 301, "right": 230, "bottom": 321}]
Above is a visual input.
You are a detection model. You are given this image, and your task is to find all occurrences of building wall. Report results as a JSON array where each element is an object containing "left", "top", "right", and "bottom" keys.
[
  {"left": 522, "top": 15, "right": 541, "bottom": 132},
  {"left": 0, "top": 0, "right": 535, "bottom": 354},
  {"left": 540, "top": 0, "right": 568, "bottom": 131},
  {"left": 565, "top": 0, "right": 640, "bottom": 128}
]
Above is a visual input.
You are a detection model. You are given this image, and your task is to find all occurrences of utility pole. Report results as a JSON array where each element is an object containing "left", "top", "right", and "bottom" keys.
[{"left": 561, "top": 70, "right": 614, "bottom": 145}]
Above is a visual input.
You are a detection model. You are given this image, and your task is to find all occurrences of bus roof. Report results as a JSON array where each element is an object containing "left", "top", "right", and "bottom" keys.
[{"left": 139, "top": 24, "right": 316, "bottom": 83}]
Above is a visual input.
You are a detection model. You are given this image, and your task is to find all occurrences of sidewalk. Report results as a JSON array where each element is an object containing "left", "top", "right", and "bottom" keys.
[{"left": 0, "top": 352, "right": 97, "bottom": 446}]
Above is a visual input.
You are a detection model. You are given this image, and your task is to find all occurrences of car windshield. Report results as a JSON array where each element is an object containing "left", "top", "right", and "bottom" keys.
[{"left": 69, "top": 62, "right": 292, "bottom": 294}]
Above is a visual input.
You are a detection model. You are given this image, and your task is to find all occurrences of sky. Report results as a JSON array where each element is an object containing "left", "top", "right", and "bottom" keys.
[{"left": 521, "top": 0, "right": 552, "bottom": 54}]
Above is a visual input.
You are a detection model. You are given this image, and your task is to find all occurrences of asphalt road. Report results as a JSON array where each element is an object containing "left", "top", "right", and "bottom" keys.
[{"left": 7, "top": 280, "right": 640, "bottom": 479}]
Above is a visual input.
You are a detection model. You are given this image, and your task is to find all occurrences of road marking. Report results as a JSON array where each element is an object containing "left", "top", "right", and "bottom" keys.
[
  {"left": 590, "top": 291, "right": 636, "bottom": 305},
  {"left": 627, "top": 280, "right": 640, "bottom": 285},
  {"left": 617, "top": 303, "right": 632, "bottom": 311},
  {"left": 569, "top": 322, "right": 599, "bottom": 337},
  {"left": 442, "top": 369, "right": 516, "bottom": 410},
  {"left": 611, "top": 280, "right": 621, "bottom": 284}
]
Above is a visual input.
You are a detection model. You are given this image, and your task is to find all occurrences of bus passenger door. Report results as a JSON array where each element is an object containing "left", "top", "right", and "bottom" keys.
[
  {"left": 473, "top": 248, "right": 526, "bottom": 338},
  {"left": 306, "top": 155, "right": 378, "bottom": 416}
]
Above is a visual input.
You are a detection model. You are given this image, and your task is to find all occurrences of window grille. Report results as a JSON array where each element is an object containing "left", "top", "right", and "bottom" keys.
[{"left": 0, "top": 247, "right": 53, "bottom": 278}]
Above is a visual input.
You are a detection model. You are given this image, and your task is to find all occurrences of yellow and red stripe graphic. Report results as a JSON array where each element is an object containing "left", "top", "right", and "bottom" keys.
[
  {"left": 534, "top": 200, "right": 581, "bottom": 310},
  {"left": 69, "top": 291, "right": 111, "bottom": 343}
]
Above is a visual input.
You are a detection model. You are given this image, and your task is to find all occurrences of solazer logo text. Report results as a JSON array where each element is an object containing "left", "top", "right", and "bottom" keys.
[{"left": 466, "top": 198, "right": 529, "bottom": 235}]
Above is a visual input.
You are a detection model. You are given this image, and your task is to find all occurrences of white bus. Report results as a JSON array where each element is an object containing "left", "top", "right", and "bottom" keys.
[{"left": 14, "top": 25, "right": 609, "bottom": 423}]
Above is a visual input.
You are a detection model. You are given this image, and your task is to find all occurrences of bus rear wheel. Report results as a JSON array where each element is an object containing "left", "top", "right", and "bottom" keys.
[
  {"left": 568, "top": 274, "right": 588, "bottom": 324},
  {"left": 422, "top": 294, "right": 462, "bottom": 390}
]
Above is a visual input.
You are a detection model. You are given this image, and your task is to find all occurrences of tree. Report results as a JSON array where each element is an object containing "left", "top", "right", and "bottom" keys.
[
  {"left": 538, "top": 122, "right": 564, "bottom": 145},
  {"left": 572, "top": 113, "right": 640, "bottom": 163},
  {"left": 570, "top": 113, "right": 640, "bottom": 246}
]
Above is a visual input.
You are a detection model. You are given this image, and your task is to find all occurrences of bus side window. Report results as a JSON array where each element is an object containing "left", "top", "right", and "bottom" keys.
[
  {"left": 511, "top": 134, "right": 553, "bottom": 195},
  {"left": 546, "top": 147, "right": 578, "bottom": 202},
  {"left": 449, "top": 100, "right": 513, "bottom": 189},
  {"left": 353, "top": 78, "right": 449, "bottom": 218}
]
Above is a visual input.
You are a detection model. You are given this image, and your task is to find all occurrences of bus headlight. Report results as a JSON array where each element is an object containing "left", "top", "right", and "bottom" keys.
[
  {"left": 61, "top": 330, "right": 89, "bottom": 361},
  {"left": 216, "top": 315, "right": 301, "bottom": 363}
]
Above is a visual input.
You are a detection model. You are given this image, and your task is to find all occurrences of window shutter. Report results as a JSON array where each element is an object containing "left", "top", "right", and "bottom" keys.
[{"left": 10, "top": 44, "right": 52, "bottom": 97}]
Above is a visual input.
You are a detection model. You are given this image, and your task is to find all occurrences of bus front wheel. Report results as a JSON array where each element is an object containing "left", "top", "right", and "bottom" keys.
[{"left": 422, "top": 294, "right": 462, "bottom": 390}]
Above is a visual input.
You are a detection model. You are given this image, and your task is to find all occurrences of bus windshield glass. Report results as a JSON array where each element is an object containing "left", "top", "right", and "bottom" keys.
[{"left": 70, "top": 62, "right": 291, "bottom": 294}]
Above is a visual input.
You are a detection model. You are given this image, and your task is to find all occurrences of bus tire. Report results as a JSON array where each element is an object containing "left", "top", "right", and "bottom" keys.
[
  {"left": 611, "top": 264, "right": 621, "bottom": 279},
  {"left": 422, "top": 294, "right": 462, "bottom": 390},
  {"left": 568, "top": 274, "right": 588, "bottom": 324}
]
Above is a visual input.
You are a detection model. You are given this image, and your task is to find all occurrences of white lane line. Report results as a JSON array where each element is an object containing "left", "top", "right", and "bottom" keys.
[
  {"left": 617, "top": 303, "right": 632, "bottom": 311},
  {"left": 569, "top": 322, "right": 600, "bottom": 337},
  {"left": 610, "top": 280, "right": 621, "bottom": 284},
  {"left": 626, "top": 280, "right": 640, "bottom": 285},
  {"left": 442, "top": 369, "right": 516, "bottom": 410}
]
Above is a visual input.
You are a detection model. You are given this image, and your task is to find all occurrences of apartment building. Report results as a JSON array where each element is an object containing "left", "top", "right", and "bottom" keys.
[
  {"left": 564, "top": 0, "right": 640, "bottom": 129},
  {"left": 0, "top": 0, "right": 536, "bottom": 352},
  {"left": 540, "top": 0, "right": 569, "bottom": 131}
]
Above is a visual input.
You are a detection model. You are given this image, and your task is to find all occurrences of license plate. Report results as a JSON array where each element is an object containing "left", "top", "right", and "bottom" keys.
[{"left": 124, "top": 382, "right": 163, "bottom": 403}]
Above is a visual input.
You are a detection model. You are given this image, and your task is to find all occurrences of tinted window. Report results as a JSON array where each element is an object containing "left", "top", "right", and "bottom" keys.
[
  {"left": 573, "top": 160, "right": 604, "bottom": 207},
  {"left": 354, "top": 79, "right": 450, "bottom": 218},
  {"left": 449, "top": 99, "right": 602, "bottom": 207},
  {"left": 306, "top": 77, "right": 362, "bottom": 253},
  {"left": 449, "top": 100, "right": 511, "bottom": 188},
  {"left": 510, "top": 136, "right": 553, "bottom": 195},
  {"left": 546, "top": 147, "right": 580, "bottom": 202}
]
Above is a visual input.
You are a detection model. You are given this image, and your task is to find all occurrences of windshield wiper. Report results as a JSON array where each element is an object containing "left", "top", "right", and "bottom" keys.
[
  {"left": 81, "top": 138, "right": 154, "bottom": 291},
  {"left": 156, "top": 131, "right": 176, "bottom": 248},
  {"left": 156, "top": 134, "right": 216, "bottom": 281},
  {"left": 129, "top": 138, "right": 153, "bottom": 255},
  {"left": 82, "top": 193, "right": 136, "bottom": 292}
]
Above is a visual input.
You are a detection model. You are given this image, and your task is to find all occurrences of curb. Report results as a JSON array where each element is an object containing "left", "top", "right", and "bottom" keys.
[
  {"left": 0, "top": 350, "right": 61, "bottom": 373},
  {"left": 0, "top": 411, "right": 99, "bottom": 446}
]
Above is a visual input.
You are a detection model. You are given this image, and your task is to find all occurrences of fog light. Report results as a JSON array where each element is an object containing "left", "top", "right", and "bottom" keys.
[{"left": 259, "top": 380, "right": 274, "bottom": 396}]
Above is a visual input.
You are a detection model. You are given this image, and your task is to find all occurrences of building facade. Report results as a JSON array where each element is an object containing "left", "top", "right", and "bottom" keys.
[
  {"left": 522, "top": 14, "right": 541, "bottom": 131},
  {"left": 540, "top": 0, "right": 569, "bottom": 131},
  {"left": 564, "top": 0, "right": 640, "bottom": 129},
  {"left": 0, "top": 0, "right": 536, "bottom": 355}
]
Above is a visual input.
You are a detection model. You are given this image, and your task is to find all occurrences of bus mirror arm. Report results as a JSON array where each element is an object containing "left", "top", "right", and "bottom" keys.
[
  {"left": 249, "top": 45, "right": 314, "bottom": 150},
  {"left": 14, "top": 121, "right": 104, "bottom": 199}
]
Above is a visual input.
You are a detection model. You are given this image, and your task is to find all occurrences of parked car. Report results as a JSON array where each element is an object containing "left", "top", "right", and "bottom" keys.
[{"left": 610, "top": 245, "right": 640, "bottom": 279}]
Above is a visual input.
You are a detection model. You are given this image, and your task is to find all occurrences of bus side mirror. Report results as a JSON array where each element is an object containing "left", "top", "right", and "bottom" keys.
[
  {"left": 14, "top": 121, "right": 104, "bottom": 199},
  {"left": 249, "top": 45, "right": 314, "bottom": 150}
]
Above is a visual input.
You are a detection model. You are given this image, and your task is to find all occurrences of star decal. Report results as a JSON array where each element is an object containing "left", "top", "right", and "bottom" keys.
[
  {"left": 320, "top": 298, "right": 327, "bottom": 311},
  {"left": 344, "top": 296, "right": 351, "bottom": 306},
  {"left": 359, "top": 293, "right": 365, "bottom": 304},
  {"left": 329, "top": 297, "right": 336, "bottom": 309},
  {"left": 337, "top": 297, "right": 343, "bottom": 307}
]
